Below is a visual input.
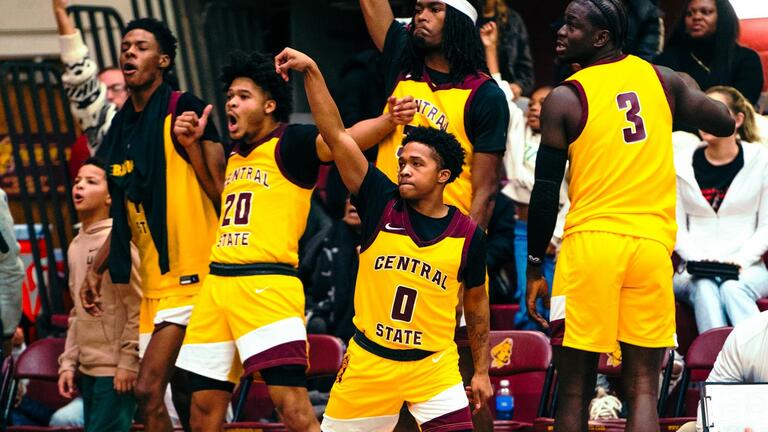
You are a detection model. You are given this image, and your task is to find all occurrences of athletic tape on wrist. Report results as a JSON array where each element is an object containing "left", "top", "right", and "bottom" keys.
[{"left": 441, "top": 0, "right": 478, "bottom": 24}]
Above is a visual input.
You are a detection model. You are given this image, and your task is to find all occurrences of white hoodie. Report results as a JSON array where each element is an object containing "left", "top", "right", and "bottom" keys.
[{"left": 674, "top": 141, "right": 768, "bottom": 269}]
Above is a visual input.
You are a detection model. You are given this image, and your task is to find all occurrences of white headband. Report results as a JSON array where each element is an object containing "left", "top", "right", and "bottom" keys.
[{"left": 441, "top": 0, "right": 478, "bottom": 24}]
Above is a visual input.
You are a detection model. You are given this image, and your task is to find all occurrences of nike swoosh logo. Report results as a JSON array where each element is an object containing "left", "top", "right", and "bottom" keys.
[
  {"left": 432, "top": 352, "right": 446, "bottom": 363},
  {"left": 88, "top": 248, "right": 99, "bottom": 253},
  {"left": 255, "top": 287, "right": 270, "bottom": 294},
  {"left": 385, "top": 223, "right": 405, "bottom": 231}
]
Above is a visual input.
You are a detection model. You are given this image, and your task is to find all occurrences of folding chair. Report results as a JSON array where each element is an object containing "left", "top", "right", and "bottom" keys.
[
  {"left": 226, "top": 334, "right": 345, "bottom": 429},
  {"left": 673, "top": 327, "right": 733, "bottom": 417},
  {"left": 5, "top": 338, "right": 70, "bottom": 432},
  {"left": 487, "top": 330, "right": 552, "bottom": 430},
  {"left": 490, "top": 304, "right": 520, "bottom": 331},
  {"left": 1, "top": 355, "right": 14, "bottom": 431}
]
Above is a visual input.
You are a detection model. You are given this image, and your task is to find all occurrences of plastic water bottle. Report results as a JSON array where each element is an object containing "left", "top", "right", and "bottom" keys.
[{"left": 495, "top": 379, "right": 514, "bottom": 420}]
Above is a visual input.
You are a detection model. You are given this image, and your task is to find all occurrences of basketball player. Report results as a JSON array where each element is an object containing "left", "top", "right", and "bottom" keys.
[
  {"left": 81, "top": 18, "right": 225, "bottom": 432},
  {"left": 360, "top": 2, "right": 508, "bottom": 427},
  {"left": 525, "top": 1, "right": 735, "bottom": 430},
  {"left": 173, "top": 50, "right": 417, "bottom": 432},
  {"left": 275, "top": 47, "right": 492, "bottom": 432}
]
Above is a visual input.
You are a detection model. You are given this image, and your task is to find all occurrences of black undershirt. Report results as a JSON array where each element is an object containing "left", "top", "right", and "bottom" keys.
[
  {"left": 692, "top": 143, "right": 743, "bottom": 212},
  {"left": 351, "top": 165, "right": 486, "bottom": 288}
]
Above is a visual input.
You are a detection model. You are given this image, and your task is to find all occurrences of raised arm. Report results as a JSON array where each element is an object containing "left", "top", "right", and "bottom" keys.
[
  {"left": 360, "top": 0, "right": 395, "bottom": 52},
  {"left": 659, "top": 66, "right": 735, "bottom": 137},
  {"left": 276, "top": 48, "right": 368, "bottom": 195},
  {"left": 53, "top": 0, "right": 116, "bottom": 155},
  {"left": 173, "top": 105, "right": 225, "bottom": 210},
  {"left": 53, "top": 0, "right": 75, "bottom": 35},
  {"left": 525, "top": 85, "right": 574, "bottom": 327},
  {"left": 314, "top": 96, "right": 416, "bottom": 162}
]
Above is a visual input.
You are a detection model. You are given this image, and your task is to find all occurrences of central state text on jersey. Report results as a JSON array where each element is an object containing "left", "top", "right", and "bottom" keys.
[
  {"left": 414, "top": 98, "right": 449, "bottom": 131},
  {"left": 216, "top": 231, "right": 250, "bottom": 247},
  {"left": 224, "top": 166, "right": 271, "bottom": 188},
  {"left": 375, "top": 323, "right": 423, "bottom": 346},
  {"left": 373, "top": 255, "right": 449, "bottom": 290}
]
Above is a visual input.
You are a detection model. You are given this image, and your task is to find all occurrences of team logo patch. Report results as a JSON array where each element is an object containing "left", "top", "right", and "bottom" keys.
[
  {"left": 335, "top": 353, "right": 350, "bottom": 384},
  {"left": 490, "top": 337, "right": 513, "bottom": 369}
]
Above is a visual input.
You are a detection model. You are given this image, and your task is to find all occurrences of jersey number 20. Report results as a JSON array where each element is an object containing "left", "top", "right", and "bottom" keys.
[
  {"left": 222, "top": 192, "right": 253, "bottom": 226},
  {"left": 616, "top": 92, "right": 647, "bottom": 144},
  {"left": 391, "top": 285, "right": 418, "bottom": 323}
]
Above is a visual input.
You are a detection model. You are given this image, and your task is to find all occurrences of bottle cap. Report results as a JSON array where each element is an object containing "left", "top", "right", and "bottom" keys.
[{"left": 500, "top": 379, "right": 510, "bottom": 386}]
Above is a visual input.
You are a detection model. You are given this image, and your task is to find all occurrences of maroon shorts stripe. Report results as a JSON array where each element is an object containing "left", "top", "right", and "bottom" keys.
[
  {"left": 243, "top": 340, "right": 307, "bottom": 375},
  {"left": 420, "top": 406, "right": 473, "bottom": 432},
  {"left": 550, "top": 318, "right": 565, "bottom": 346}
]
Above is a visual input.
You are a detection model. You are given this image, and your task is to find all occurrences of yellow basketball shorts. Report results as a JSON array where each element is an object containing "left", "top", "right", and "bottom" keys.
[
  {"left": 321, "top": 339, "right": 472, "bottom": 432},
  {"left": 175, "top": 273, "right": 308, "bottom": 384},
  {"left": 138, "top": 293, "right": 198, "bottom": 358},
  {"left": 550, "top": 231, "right": 676, "bottom": 355}
]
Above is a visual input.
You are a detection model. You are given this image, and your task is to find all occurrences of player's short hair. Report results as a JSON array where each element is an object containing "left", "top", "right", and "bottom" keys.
[
  {"left": 580, "top": 0, "right": 628, "bottom": 49},
  {"left": 81, "top": 156, "right": 107, "bottom": 176},
  {"left": 402, "top": 127, "right": 465, "bottom": 183},
  {"left": 124, "top": 18, "right": 178, "bottom": 70},
  {"left": 220, "top": 51, "right": 293, "bottom": 123}
]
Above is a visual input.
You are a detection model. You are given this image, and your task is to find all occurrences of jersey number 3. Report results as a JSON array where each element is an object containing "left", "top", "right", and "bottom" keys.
[{"left": 616, "top": 92, "right": 647, "bottom": 144}]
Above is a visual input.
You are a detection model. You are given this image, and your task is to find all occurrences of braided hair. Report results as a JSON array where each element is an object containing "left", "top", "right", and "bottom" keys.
[
  {"left": 580, "top": 0, "right": 629, "bottom": 50},
  {"left": 401, "top": 1, "right": 489, "bottom": 83}
]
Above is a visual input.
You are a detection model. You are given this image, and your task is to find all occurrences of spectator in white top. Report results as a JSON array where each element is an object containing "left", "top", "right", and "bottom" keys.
[
  {"left": 677, "top": 311, "right": 768, "bottom": 432},
  {"left": 52, "top": 0, "right": 128, "bottom": 175},
  {"left": 674, "top": 86, "right": 768, "bottom": 333}
]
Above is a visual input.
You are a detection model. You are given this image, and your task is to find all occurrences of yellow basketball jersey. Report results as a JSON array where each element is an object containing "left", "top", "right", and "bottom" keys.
[
  {"left": 376, "top": 72, "right": 491, "bottom": 213},
  {"left": 127, "top": 111, "right": 218, "bottom": 298},
  {"left": 209, "top": 124, "right": 313, "bottom": 267},
  {"left": 563, "top": 55, "right": 676, "bottom": 252},
  {"left": 354, "top": 200, "right": 477, "bottom": 352}
]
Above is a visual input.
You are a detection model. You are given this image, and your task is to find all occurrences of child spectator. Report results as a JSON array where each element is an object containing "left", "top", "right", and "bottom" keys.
[
  {"left": 57, "top": 158, "right": 141, "bottom": 431},
  {"left": 674, "top": 87, "right": 768, "bottom": 333}
]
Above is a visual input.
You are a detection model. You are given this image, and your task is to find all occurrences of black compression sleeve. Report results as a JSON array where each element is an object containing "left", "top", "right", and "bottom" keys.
[{"left": 527, "top": 145, "right": 568, "bottom": 266}]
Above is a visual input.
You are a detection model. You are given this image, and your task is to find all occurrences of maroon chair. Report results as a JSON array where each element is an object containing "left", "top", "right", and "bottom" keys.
[
  {"left": 490, "top": 304, "right": 520, "bottom": 331},
  {"left": 487, "top": 330, "right": 552, "bottom": 429},
  {"left": 1, "top": 355, "right": 14, "bottom": 430},
  {"left": 5, "top": 338, "right": 71, "bottom": 432},
  {"left": 757, "top": 298, "right": 768, "bottom": 312},
  {"left": 10, "top": 338, "right": 68, "bottom": 411},
  {"left": 673, "top": 327, "right": 733, "bottom": 417},
  {"left": 226, "top": 334, "right": 345, "bottom": 429},
  {"left": 675, "top": 301, "right": 699, "bottom": 357}
]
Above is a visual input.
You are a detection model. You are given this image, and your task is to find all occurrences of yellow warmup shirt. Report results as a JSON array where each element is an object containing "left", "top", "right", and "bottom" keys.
[
  {"left": 127, "top": 98, "right": 218, "bottom": 298},
  {"left": 376, "top": 71, "right": 490, "bottom": 214},
  {"left": 563, "top": 54, "right": 676, "bottom": 251}
]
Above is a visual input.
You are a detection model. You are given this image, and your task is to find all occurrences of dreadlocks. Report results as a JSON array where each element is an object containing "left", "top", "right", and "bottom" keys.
[{"left": 401, "top": 2, "right": 489, "bottom": 83}]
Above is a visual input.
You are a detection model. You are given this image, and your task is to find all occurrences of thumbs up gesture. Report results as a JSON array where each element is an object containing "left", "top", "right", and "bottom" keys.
[{"left": 174, "top": 104, "right": 213, "bottom": 148}]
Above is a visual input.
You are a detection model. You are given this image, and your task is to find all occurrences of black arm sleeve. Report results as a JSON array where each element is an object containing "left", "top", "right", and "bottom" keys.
[
  {"left": 468, "top": 82, "right": 509, "bottom": 153},
  {"left": 350, "top": 165, "right": 398, "bottom": 245},
  {"left": 279, "top": 124, "right": 323, "bottom": 186},
  {"left": 381, "top": 21, "right": 409, "bottom": 94},
  {"left": 485, "top": 192, "right": 515, "bottom": 271},
  {"left": 527, "top": 145, "right": 567, "bottom": 265},
  {"left": 462, "top": 227, "right": 487, "bottom": 288}
]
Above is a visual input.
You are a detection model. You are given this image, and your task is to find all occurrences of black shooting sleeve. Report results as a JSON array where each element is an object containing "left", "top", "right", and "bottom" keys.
[{"left": 527, "top": 145, "right": 568, "bottom": 266}]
